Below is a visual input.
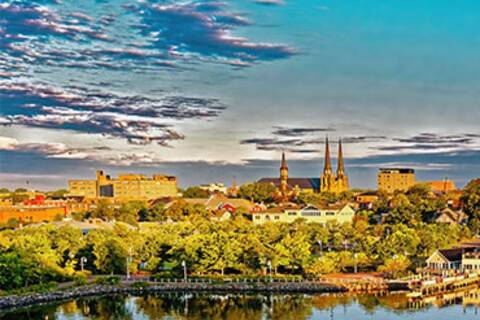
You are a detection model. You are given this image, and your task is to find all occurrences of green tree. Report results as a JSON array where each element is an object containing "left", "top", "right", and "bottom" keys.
[
  {"left": 238, "top": 182, "right": 276, "bottom": 203},
  {"left": 461, "top": 179, "right": 480, "bottom": 233},
  {"left": 183, "top": 186, "right": 210, "bottom": 198}
]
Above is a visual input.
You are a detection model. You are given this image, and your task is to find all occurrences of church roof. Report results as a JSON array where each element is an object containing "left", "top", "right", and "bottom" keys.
[{"left": 258, "top": 177, "right": 320, "bottom": 190}]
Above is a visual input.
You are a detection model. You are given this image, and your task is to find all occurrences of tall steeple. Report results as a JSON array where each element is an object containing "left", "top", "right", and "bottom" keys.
[
  {"left": 323, "top": 137, "right": 332, "bottom": 175},
  {"left": 281, "top": 150, "right": 288, "bottom": 170},
  {"left": 279, "top": 150, "right": 289, "bottom": 201},
  {"left": 337, "top": 138, "right": 345, "bottom": 176}
]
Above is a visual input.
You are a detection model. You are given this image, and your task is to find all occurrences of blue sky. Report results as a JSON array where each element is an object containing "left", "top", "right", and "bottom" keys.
[{"left": 0, "top": 0, "right": 479, "bottom": 190}]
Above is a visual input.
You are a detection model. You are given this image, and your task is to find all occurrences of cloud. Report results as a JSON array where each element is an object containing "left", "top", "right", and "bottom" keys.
[
  {"left": 373, "top": 133, "right": 480, "bottom": 153},
  {"left": 0, "top": 136, "right": 166, "bottom": 166},
  {"left": 254, "top": 0, "right": 285, "bottom": 6},
  {"left": 130, "top": 0, "right": 297, "bottom": 66},
  {"left": 271, "top": 126, "right": 334, "bottom": 137},
  {"left": 240, "top": 126, "right": 386, "bottom": 153},
  {"left": 0, "top": 80, "right": 225, "bottom": 145}
]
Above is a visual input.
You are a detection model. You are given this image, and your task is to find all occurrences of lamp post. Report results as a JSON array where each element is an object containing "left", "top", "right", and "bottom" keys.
[
  {"left": 318, "top": 240, "right": 323, "bottom": 255},
  {"left": 181, "top": 260, "right": 187, "bottom": 282},
  {"left": 80, "top": 257, "right": 87, "bottom": 272},
  {"left": 267, "top": 260, "right": 272, "bottom": 281}
]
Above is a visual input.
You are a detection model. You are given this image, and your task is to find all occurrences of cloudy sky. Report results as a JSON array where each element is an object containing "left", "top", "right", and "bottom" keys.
[{"left": 1, "top": 0, "right": 479, "bottom": 190}]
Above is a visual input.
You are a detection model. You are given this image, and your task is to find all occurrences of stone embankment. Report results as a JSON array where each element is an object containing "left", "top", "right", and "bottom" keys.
[{"left": 0, "top": 282, "right": 345, "bottom": 310}]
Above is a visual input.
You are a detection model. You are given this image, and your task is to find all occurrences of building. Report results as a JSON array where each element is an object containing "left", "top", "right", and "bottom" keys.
[
  {"left": 377, "top": 168, "right": 416, "bottom": 193},
  {"left": 0, "top": 206, "right": 66, "bottom": 224},
  {"left": 426, "top": 239, "right": 480, "bottom": 273},
  {"left": 199, "top": 183, "right": 228, "bottom": 194},
  {"left": 252, "top": 203, "right": 355, "bottom": 225},
  {"left": 426, "top": 179, "right": 457, "bottom": 193},
  {"left": 68, "top": 170, "right": 178, "bottom": 202},
  {"left": 320, "top": 138, "right": 349, "bottom": 193},
  {"left": 258, "top": 138, "right": 349, "bottom": 197},
  {"left": 355, "top": 192, "right": 379, "bottom": 210},
  {"left": 167, "top": 194, "right": 257, "bottom": 214},
  {"left": 435, "top": 208, "right": 468, "bottom": 225}
]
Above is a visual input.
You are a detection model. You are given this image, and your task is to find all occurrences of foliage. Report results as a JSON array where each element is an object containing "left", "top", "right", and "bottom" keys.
[
  {"left": 238, "top": 182, "right": 276, "bottom": 203},
  {"left": 95, "top": 275, "right": 121, "bottom": 285},
  {"left": 378, "top": 255, "right": 411, "bottom": 278},
  {"left": 183, "top": 186, "right": 210, "bottom": 198},
  {"left": 461, "top": 179, "right": 480, "bottom": 233}
]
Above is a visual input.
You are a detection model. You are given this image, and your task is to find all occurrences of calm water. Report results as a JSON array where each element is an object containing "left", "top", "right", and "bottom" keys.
[{"left": 1, "top": 289, "right": 479, "bottom": 320}]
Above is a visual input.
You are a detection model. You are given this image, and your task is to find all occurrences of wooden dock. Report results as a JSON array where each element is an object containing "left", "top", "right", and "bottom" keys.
[{"left": 407, "top": 272, "right": 480, "bottom": 298}]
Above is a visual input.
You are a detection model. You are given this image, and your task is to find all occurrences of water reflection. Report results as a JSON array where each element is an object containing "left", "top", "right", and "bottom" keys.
[{"left": 1, "top": 288, "right": 479, "bottom": 320}]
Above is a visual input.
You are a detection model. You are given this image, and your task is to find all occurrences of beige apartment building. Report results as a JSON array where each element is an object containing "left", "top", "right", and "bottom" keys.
[
  {"left": 252, "top": 204, "right": 355, "bottom": 225},
  {"left": 377, "top": 168, "right": 416, "bottom": 193},
  {"left": 68, "top": 170, "right": 178, "bottom": 202}
]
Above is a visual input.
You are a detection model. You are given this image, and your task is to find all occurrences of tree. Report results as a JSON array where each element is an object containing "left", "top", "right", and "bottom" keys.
[
  {"left": 378, "top": 255, "right": 411, "bottom": 278},
  {"left": 92, "top": 199, "right": 115, "bottom": 221},
  {"left": 0, "top": 188, "right": 9, "bottom": 194},
  {"left": 183, "top": 186, "right": 210, "bottom": 198},
  {"left": 139, "top": 203, "right": 165, "bottom": 222},
  {"left": 461, "top": 179, "right": 480, "bottom": 233},
  {"left": 238, "top": 182, "right": 276, "bottom": 203}
]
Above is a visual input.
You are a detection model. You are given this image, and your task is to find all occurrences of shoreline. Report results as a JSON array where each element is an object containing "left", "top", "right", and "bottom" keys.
[{"left": 0, "top": 282, "right": 347, "bottom": 310}]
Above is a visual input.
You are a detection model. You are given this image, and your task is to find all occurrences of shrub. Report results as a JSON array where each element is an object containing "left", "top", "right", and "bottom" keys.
[{"left": 94, "top": 276, "right": 120, "bottom": 285}]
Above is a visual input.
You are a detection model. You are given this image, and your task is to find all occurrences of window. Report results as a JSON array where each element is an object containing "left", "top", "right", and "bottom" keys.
[
  {"left": 274, "top": 216, "right": 280, "bottom": 220},
  {"left": 255, "top": 216, "right": 260, "bottom": 220},
  {"left": 288, "top": 212, "right": 297, "bottom": 216},
  {"left": 326, "top": 212, "right": 335, "bottom": 216}
]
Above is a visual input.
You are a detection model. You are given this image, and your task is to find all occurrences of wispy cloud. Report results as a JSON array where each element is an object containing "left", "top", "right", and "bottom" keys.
[
  {"left": 128, "top": 0, "right": 297, "bottom": 66},
  {"left": 0, "top": 80, "right": 225, "bottom": 145}
]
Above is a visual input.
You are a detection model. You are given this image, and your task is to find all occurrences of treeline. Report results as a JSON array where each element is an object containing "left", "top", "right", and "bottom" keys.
[{"left": 0, "top": 217, "right": 471, "bottom": 291}]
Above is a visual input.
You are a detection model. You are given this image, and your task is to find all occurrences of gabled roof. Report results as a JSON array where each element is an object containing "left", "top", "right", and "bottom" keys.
[
  {"left": 436, "top": 248, "right": 464, "bottom": 262},
  {"left": 258, "top": 177, "right": 320, "bottom": 190}
]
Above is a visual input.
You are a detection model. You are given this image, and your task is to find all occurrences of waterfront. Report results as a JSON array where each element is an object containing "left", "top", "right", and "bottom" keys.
[{"left": 1, "top": 290, "right": 479, "bottom": 320}]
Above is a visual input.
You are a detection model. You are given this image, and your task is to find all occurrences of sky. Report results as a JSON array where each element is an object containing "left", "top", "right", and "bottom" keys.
[{"left": 0, "top": 0, "right": 479, "bottom": 190}]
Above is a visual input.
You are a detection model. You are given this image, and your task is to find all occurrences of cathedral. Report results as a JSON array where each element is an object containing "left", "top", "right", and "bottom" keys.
[{"left": 258, "top": 138, "right": 349, "bottom": 201}]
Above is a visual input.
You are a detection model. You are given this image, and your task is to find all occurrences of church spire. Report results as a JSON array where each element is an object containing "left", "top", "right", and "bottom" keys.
[
  {"left": 337, "top": 138, "right": 345, "bottom": 176},
  {"left": 281, "top": 150, "right": 288, "bottom": 170},
  {"left": 323, "top": 137, "right": 332, "bottom": 175},
  {"left": 279, "top": 150, "right": 289, "bottom": 201}
]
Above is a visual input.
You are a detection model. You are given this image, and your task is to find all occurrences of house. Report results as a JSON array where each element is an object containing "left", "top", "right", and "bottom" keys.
[
  {"left": 426, "top": 248, "right": 464, "bottom": 272},
  {"left": 426, "top": 239, "right": 480, "bottom": 273},
  {"left": 355, "top": 192, "right": 379, "bottom": 210},
  {"left": 165, "top": 194, "right": 257, "bottom": 220},
  {"left": 252, "top": 203, "right": 355, "bottom": 225},
  {"left": 435, "top": 208, "right": 468, "bottom": 225}
]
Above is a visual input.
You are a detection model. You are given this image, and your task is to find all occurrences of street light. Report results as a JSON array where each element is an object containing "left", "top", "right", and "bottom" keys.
[
  {"left": 80, "top": 257, "right": 87, "bottom": 272},
  {"left": 317, "top": 240, "right": 323, "bottom": 255},
  {"left": 267, "top": 260, "right": 272, "bottom": 281},
  {"left": 181, "top": 260, "right": 187, "bottom": 282}
]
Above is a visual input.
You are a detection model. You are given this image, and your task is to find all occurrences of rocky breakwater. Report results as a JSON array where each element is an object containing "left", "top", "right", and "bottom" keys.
[{"left": 0, "top": 281, "right": 346, "bottom": 310}]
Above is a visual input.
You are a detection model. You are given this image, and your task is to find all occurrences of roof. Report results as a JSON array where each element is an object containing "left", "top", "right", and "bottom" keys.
[
  {"left": 167, "top": 194, "right": 256, "bottom": 211},
  {"left": 437, "top": 248, "right": 464, "bottom": 262},
  {"left": 257, "top": 177, "right": 320, "bottom": 190},
  {"left": 427, "top": 180, "right": 457, "bottom": 193},
  {"left": 254, "top": 203, "right": 352, "bottom": 214},
  {"left": 260, "top": 204, "right": 301, "bottom": 214},
  {"left": 437, "top": 208, "right": 467, "bottom": 223}
]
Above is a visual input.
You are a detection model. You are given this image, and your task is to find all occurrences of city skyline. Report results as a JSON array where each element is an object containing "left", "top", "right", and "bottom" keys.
[{"left": 1, "top": 0, "right": 480, "bottom": 190}]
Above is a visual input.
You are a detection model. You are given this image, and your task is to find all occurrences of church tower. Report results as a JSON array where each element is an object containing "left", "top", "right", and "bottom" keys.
[
  {"left": 320, "top": 137, "right": 349, "bottom": 193},
  {"left": 320, "top": 137, "right": 335, "bottom": 192},
  {"left": 279, "top": 151, "right": 289, "bottom": 200},
  {"left": 336, "top": 139, "right": 349, "bottom": 192}
]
